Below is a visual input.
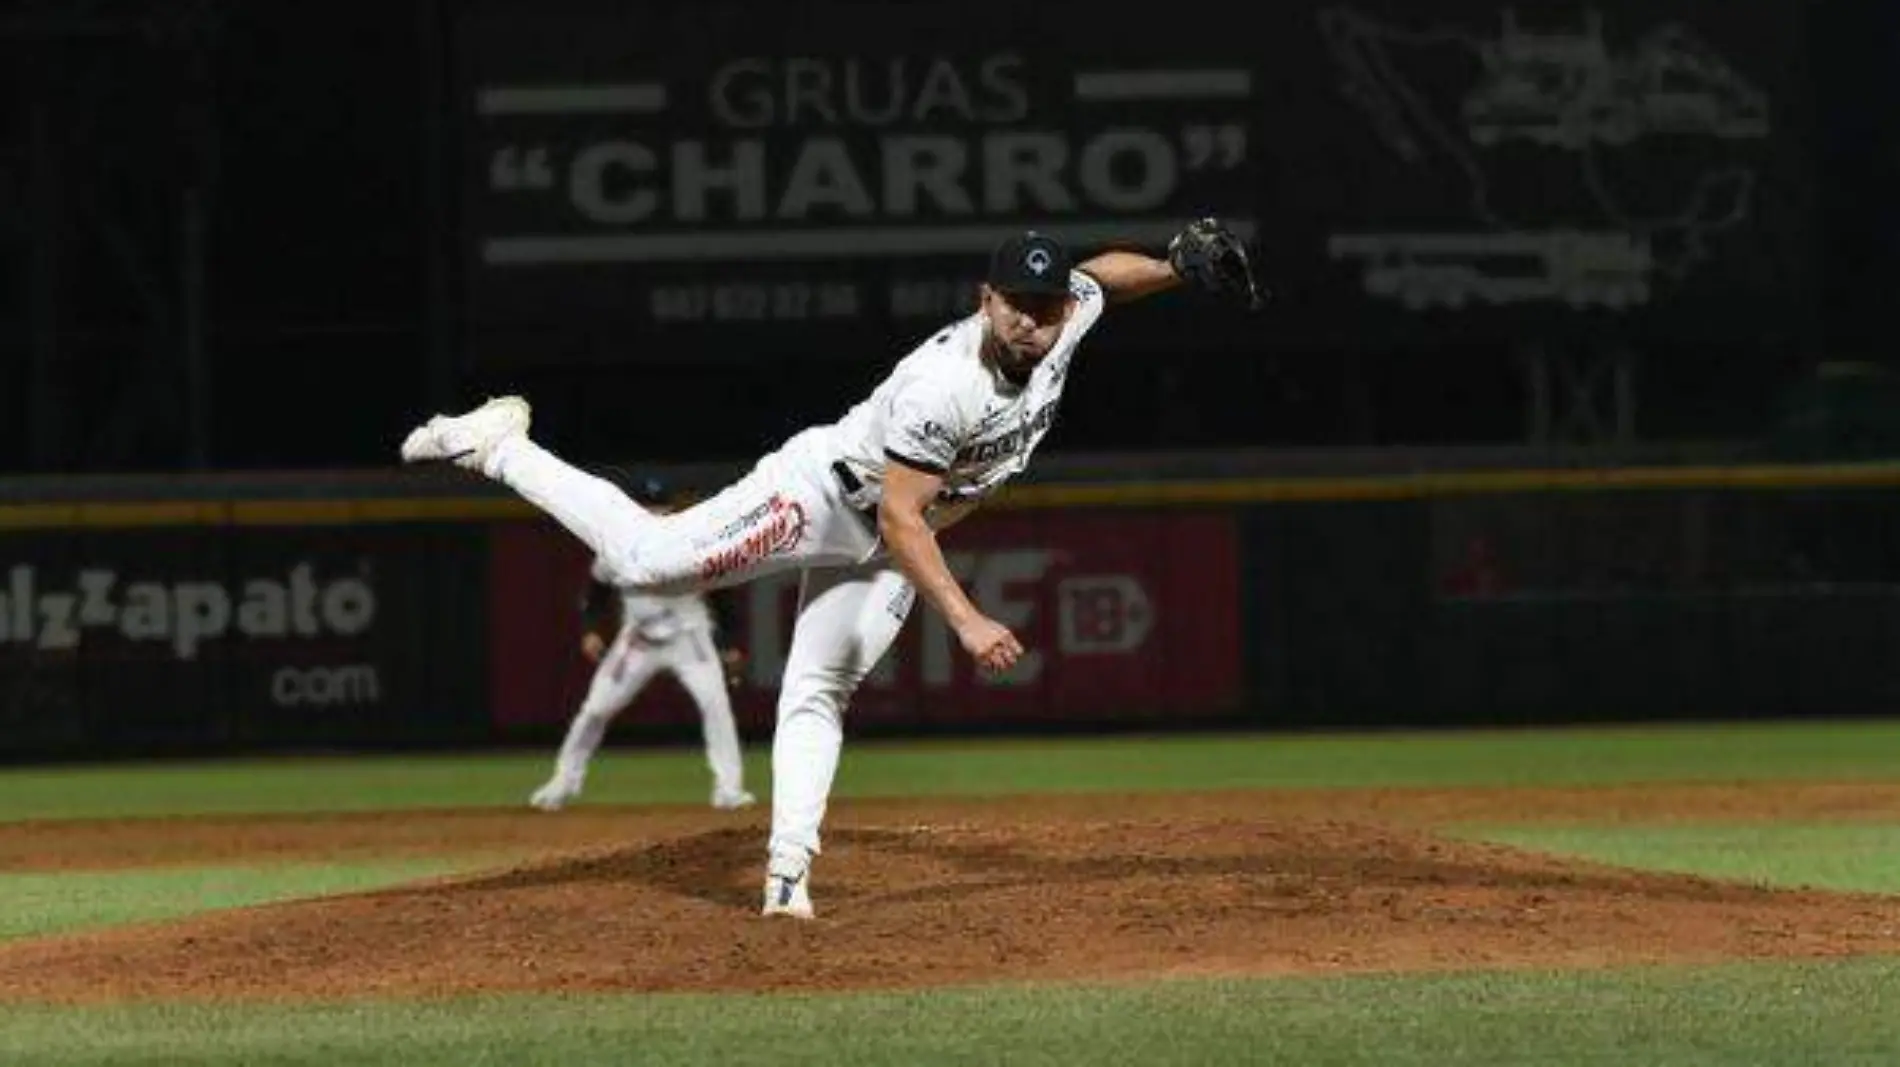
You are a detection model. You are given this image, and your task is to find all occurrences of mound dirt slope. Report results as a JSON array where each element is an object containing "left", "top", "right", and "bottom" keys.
[{"left": 2, "top": 788, "right": 1897, "bottom": 1003}]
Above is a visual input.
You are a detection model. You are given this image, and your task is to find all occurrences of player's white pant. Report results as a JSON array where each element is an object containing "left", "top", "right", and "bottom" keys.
[
  {"left": 483, "top": 430, "right": 876, "bottom": 595},
  {"left": 767, "top": 561, "right": 914, "bottom": 872},
  {"left": 549, "top": 627, "right": 746, "bottom": 798},
  {"left": 483, "top": 430, "right": 911, "bottom": 875}
]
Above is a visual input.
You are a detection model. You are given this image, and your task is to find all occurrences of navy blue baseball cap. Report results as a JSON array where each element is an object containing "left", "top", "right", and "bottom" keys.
[
  {"left": 628, "top": 475, "right": 669, "bottom": 506},
  {"left": 987, "top": 231, "right": 1072, "bottom": 296},
  {"left": 596, "top": 467, "right": 669, "bottom": 505}
]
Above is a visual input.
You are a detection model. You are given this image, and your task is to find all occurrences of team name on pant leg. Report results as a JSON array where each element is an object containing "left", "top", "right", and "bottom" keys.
[{"left": 697, "top": 494, "right": 810, "bottom": 581}]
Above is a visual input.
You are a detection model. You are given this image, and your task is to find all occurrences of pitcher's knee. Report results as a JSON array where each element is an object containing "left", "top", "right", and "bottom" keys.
[
  {"left": 590, "top": 540, "right": 640, "bottom": 588},
  {"left": 599, "top": 537, "right": 709, "bottom": 596},
  {"left": 775, "top": 670, "right": 857, "bottom": 727}
]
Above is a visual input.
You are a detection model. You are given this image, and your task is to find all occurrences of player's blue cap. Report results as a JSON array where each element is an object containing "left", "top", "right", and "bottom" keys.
[
  {"left": 628, "top": 476, "right": 669, "bottom": 506},
  {"left": 597, "top": 466, "right": 670, "bottom": 505},
  {"left": 988, "top": 231, "right": 1072, "bottom": 297}
]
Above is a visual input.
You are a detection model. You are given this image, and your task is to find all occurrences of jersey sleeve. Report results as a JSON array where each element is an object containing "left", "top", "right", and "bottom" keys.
[
  {"left": 1065, "top": 269, "right": 1108, "bottom": 340},
  {"left": 882, "top": 371, "right": 971, "bottom": 475}
]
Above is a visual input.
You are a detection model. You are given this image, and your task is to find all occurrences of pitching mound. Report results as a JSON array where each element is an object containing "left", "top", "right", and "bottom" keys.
[{"left": 0, "top": 793, "right": 1895, "bottom": 1003}]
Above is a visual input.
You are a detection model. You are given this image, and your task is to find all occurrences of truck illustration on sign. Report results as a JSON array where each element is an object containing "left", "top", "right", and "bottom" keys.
[{"left": 1320, "top": 6, "right": 1771, "bottom": 309}]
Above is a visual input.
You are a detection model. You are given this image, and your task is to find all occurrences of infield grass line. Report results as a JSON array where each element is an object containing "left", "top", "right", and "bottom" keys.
[{"left": 1, "top": 719, "right": 1897, "bottom": 822}]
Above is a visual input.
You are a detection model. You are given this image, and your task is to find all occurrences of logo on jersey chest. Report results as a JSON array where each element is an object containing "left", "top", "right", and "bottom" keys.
[{"left": 958, "top": 397, "right": 1060, "bottom": 465}]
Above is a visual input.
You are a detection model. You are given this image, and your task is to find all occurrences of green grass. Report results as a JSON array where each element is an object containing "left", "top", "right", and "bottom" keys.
[
  {"left": 1461, "top": 824, "right": 1900, "bottom": 894},
  {"left": 2, "top": 721, "right": 1899, "bottom": 1065},
  {"left": 3, "top": 719, "right": 1900, "bottom": 822},
  {"left": 0, "top": 860, "right": 488, "bottom": 939},
  {"left": 3, "top": 959, "right": 1899, "bottom": 1066}
]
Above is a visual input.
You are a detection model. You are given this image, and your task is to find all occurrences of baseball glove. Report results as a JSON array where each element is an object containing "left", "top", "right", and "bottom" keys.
[
  {"left": 1168, "top": 217, "right": 1267, "bottom": 311},
  {"left": 720, "top": 648, "right": 747, "bottom": 688}
]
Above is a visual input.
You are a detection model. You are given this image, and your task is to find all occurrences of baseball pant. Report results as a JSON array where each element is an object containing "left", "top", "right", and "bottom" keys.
[
  {"left": 551, "top": 627, "right": 746, "bottom": 798},
  {"left": 486, "top": 434, "right": 914, "bottom": 875},
  {"left": 483, "top": 434, "right": 875, "bottom": 594},
  {"left": 766, "top": 560, "right": 914, "bottom": 872}
]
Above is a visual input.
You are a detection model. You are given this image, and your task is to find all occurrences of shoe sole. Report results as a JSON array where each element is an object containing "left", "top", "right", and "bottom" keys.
[{"left": 400, "top": 396, "right": 530, "bottom": 465}]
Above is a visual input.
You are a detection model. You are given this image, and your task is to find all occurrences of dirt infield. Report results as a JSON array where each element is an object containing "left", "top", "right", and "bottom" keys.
[{"left": 0, "top": 784, "right": 1897, "bottom": 1003}]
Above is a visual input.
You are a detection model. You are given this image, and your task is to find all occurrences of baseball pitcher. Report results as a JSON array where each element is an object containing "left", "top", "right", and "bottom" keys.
[
  {"left": 401, "top": 219, "right": 1264, "bottom": 919},
  {"left": 528, "top": 476, "right": 754, "bottom": 813}
]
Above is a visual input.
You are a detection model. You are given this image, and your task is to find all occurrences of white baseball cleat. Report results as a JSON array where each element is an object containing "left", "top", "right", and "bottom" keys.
[
  {"left": 711, "top": 788, "right": 757, "bottom": 811},
  {"left": 761, "top": 866, "right": 814, "bottom": 919},
  {"left": 399, "top": 395, "right": 531, "bottom": 472},
  {"left": 528, "top": 775, "right": 582, "bottom": 812}
]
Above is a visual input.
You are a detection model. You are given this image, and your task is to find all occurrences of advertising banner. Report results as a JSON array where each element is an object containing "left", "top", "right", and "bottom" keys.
[
  {"left": 456, "top": 0, "right": 1265, "bottom": 362},
  {"left": 457, "top": 0, "right": 1813, "bottom": 360},
  {"left": 488, "top": 510, "right": 1244, "bottom": 734},
  {"left": 0, "top": 525, "right": 487, "bottom": 758},
  {"left": 1286, "top": 0, "right": 1813, "bottom": 339}
]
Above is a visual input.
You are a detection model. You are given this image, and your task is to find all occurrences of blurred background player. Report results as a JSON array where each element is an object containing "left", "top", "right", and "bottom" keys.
[{"left": 529, "top": 474, "right": 755, "bottom": 812}]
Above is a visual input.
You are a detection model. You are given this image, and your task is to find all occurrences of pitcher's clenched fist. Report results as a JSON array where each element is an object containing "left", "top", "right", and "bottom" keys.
[{"left": 958, "top": 615, "right": 1025, "bottom": 675}]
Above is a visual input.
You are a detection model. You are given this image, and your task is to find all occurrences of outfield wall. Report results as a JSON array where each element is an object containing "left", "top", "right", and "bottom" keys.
[{"left": 1, "top": 458, "right": 1896, "bottom": 759}]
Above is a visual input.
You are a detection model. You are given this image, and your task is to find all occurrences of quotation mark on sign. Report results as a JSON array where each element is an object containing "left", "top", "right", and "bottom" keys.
[
  {"left": 1181, "top": 125, "right": 1247, "bottom": 171},
  {"left": 490, "top": 146, "right": 557, "bottom": 192}
]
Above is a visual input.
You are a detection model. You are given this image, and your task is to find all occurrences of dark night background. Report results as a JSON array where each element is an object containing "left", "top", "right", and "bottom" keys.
[
  {"left": 6, "top": 0, "right": 1900, "bottom": 856},
  {"left": 2, "top": 0, "right": 1896, "bottom": 475}
]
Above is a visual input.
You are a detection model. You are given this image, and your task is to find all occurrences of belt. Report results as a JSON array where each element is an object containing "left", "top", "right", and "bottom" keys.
[
  {"left": 831, "top": 460, "right": 880, "bottom": 530},
  {"left": 830, "top": 459, "right": 864, "bottom": 496}
]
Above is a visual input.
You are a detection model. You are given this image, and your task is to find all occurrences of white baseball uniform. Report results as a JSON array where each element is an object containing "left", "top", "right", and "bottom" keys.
[
  {"left": 541, "top": 560, "right": 747, "bottom": 803},
  {"left": 483, "top": 269, "right": 1108, "bottom": 875}
]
